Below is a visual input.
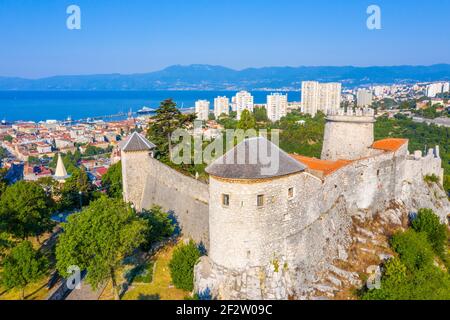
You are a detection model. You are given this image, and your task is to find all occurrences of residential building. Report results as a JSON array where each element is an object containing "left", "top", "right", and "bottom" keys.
[
  {"left": 195, "top": 100, "right": 210, "bottom": 121},
  {"left": 232, "top": 91, "right": 254, "bottom": 120},
  {"left": 426, "top": 83, "right": 444, "bottom": 98},
  {"left": 214, "top": 96, "right": 230, "bottom": 118},
  {"left": 302, "top": 81, "right": 341, "bottom": 116},
  {"left": 266, "top": 93, "right": 288, "bottom": 122},
  {"left": 319, "top": 82, "right": 342, "bottom": 115},
  {"left": 357, "top": 89, "right": 373, "bottom": 107},
  {"left": 443, "top": 82, "right": 450, "bottom": 93}
]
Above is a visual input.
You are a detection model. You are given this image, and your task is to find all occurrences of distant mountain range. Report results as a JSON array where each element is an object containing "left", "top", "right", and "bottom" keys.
[{"left": 1, "top": 64, "right": 450, "bottom": 91}]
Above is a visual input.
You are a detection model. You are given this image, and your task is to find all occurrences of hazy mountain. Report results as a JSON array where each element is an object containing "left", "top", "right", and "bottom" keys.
[{"left": 1, "top": 64, "right": 450, "bottom": 91}]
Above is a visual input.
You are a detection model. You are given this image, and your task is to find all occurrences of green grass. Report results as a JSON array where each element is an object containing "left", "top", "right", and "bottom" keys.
[{"left": 127, "top": 261, "right": 155, "bottom": 284}]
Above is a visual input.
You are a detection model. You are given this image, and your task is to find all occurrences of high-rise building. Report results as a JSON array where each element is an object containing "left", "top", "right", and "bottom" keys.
[
  {"left": 214, "top": 96, "right": 230, "bottom": 118},
  {"left": 301, "top": 81, "right": 341, "bottom": 116},
  {"left": 195, "top": 100, "right": 210, "bottom": 121},
  {"left": 443, "top": 82, "right": 450, "bottom": 93},
  {"left": 357, "top": 89, "right": 373, "bottom": 107},
  {"left": 319, "top": 82, "right": 342, "bottom": 115},
  {"left": 426, "top": 83, "right": 444, "bottom": 98},
  {"left": 232, "top": 91, "right": 254, "bottom": 120},
  {"left": 266, "top": 93, "right": 288, "bottom": 122},
  {"left": 301, "top": 81, "right": 320, "bottom": 116}
]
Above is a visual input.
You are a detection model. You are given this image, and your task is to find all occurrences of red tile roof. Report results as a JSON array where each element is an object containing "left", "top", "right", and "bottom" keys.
[
  {"left": 290, "top": 154, "right": 352, "bottom": 177},
  {"left": 372, "top": 139, "right": 408, "bottom": 152},
  {"left": 95, "top": 167, "right": 108, "bottom": 176}
]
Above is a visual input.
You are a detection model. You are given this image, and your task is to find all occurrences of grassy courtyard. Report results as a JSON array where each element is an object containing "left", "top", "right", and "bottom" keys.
[{"left": 100, "top": 244, "right": 190, "bottom": 300}]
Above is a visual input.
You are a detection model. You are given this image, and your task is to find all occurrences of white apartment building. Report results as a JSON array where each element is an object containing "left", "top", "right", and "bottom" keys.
[
  {"left": 372, "top": 85, "right": 391, "bottom": 97},
  {"left": 301, "top": 81, "right": 341, "bottom": 116},
  {"left": 357, "top": 89, "right": 373, "bottom": 107},
  {"left": 214, "top": 96, "right": 230, "bottom": 118},
  {"left": 301, "top": 81, "right": 320, "bottom": 116},
  {"left": 266, "top": 93, "right": 288, "bottom": 122},
  {"left": 319, "top": 82, "right": 342, "bottom": 115},
  {"left": 195, "top": 100, "right": 210, "bottom": 121},
  {"left": 443, "top": 82, "right": 450, "bottom": 93},
  {"left": 427, "top": 83, "right": 442, "bottom": 98},
  {"left": 426, "top": 82, "right": 447, "bottom": 98},
  {"left": 232, "top": 91, "right": 254, "bottom": 120}
]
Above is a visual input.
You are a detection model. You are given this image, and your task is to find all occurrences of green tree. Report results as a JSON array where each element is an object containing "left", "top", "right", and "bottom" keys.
[
  {"left": 59, "top": 167, "right": 92, "bottom": 210},
  {"left": 444, "top": 175, "right": 450, "bottom": 197},
  {"left": 102, "top": 161, "right": 122, "bottom": 198},
  {"left": 217, "top": 114, "right": 238, "bottom": 130},
  {"left": 141, "top": 206, "right": 175, "bottom": 251},
  {"left": 36, "top": 176, "right": 59, "bottom": 198},
  {"left": 147, "top": 99, "right": 195, "bottom": 161},
  {"left": 412, "top": 209, "right": 448, "bottom": 258},
  {"left": 56, "top": 197, "right": 148, "bottom": 300},
  {"left": 0, "top": 181, "right": 54, "bottom": 241},
  {"left": 254, "top": 107, "right": 269, "bottom": 122},
  {"left": 0, "top": 232, "right": 13, "bottom": 259},
  {"left": 237, "top": 109, "right": 256, "bottom": 131},
  {"left": 27, "top": 156, "right": 40, "bottom": 165},
  {"left": 0, "top": 168, "right": 7, "bottom": 198},
  {"left": 390, "top": 230, "right": 434, "bottom": 271},
  {"left": 49, "top": 151, "right": 81, "bottom": 174},
  {"left": 0, "top": 146, "right": 8, "bottom": 161},
  {"left": 3, "top": 135, "right": 13, "bottom": 143},
  {"left": 0, "top": 241, "right": 48, "bottom": 300},
  {"left": 363, "top": 229, "right": 450, "bottom": 300},
  {"left": 168, "top": 240, "right": 201, "bottom": 291}
]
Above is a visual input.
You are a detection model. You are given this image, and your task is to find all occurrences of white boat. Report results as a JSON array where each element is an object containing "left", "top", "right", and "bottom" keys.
[{"left": 137, "top": 106, "right": 155, "bottom": 115}]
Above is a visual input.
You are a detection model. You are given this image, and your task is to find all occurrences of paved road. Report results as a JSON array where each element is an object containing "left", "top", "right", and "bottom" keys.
[{"left": 412, "top": 117, "right": 450, "bottom": 128}]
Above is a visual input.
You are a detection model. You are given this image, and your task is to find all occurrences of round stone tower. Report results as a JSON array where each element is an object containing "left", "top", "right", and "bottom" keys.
[
  {"left": 205, "top": 137, "right": 306, "bottom": 270},
  {"left": 321, "top": 108, "right": 375, "bottom": 161}
]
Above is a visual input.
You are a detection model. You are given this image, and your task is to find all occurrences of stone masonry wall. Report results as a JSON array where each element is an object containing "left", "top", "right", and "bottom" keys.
[
  {"left": 196, "top": 143, "right": 450, "bottom": 299},
  {"left": 122, "top": 151, "right": 210, "bottom": 248}
]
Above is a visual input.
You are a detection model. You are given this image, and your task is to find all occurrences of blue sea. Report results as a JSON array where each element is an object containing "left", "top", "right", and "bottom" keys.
[{"left": 0, "top": 91, "right": 300, "bottom": 123}]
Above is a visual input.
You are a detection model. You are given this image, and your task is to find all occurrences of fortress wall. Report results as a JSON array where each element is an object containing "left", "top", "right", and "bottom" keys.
[
  {"left": 208, "top": 173, "right": 322, "bottom": 270},
  {"left": 319, "top": 151, "right": 399, "bottom": 212},
  {"left": 122, "top": 152, "right": 210, "bottom": 247},
  {"left": 208, "top": 148, "right": 409, "bottom": 272},
  {"left": 197, "top": 143, "right": 449, "bottom": 299},
  {"left": 140, "top": 157, "right": 210, "bottom": 247},
  {"left": 402, "top": 148, "right": 444, "bottom": 184}
]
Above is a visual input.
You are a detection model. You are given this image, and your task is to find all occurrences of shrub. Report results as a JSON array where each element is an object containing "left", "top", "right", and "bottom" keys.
[
  {"left": 141, "top": 206, "right": 175, "bottom": 251},
  {"left": 424, "top": 174, "right": 440, "bottom": 185},
  {"left": 362, "top": 258, "right": 409, "bottom": 300},
  {"left": 169, "top": 241, "right": 201, "bottom": 291},
  {"left": 390, "top": 230, "right": 434, "bottom": 271},
  {"left": 362, "top": 257, "right": 450, "bottom": 300},
  {"left": 363, "top": 229, "right": 450, "bottom": 300},
  {"left": 412, "top": 209, "right": 448, "bottom": 258}
]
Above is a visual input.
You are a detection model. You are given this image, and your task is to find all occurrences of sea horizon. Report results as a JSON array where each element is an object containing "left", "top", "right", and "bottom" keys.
[{"left": 0, "top": 90, "right": 301, "bottom": 123}]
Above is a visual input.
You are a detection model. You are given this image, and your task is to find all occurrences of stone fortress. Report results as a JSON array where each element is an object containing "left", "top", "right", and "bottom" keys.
[{"left": 121, "top": 108, "right": 450, "bottom": 300}]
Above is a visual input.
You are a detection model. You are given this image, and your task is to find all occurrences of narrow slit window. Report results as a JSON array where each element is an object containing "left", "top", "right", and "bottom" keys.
[
  {"left": 222, "top": 194, "right": 230, "bottom": 207},
  {"left": 288, "top": 187, "right": 294, "bottom": 198},
  {"left": 257, "top": 195, "right": 265, "bottom": 207}
]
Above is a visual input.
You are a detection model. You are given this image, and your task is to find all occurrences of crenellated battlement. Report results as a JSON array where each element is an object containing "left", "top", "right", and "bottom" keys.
[{"left": 328, "top": 107, "right": 375, "bottom": 117}]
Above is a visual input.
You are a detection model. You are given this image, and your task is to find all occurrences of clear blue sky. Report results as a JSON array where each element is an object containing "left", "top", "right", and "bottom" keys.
[{"left": 1, "top": 0, "right": 449, "bottom": 78}]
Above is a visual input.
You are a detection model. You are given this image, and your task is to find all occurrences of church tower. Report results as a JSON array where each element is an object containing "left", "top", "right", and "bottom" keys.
[
  {"left": 321, "top": 108, "right": 375, "bottom": 161},
  {"left": 53, "top": 153, "right": 70, "bottom": 183}
]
